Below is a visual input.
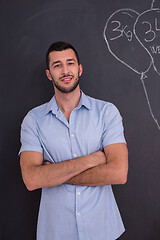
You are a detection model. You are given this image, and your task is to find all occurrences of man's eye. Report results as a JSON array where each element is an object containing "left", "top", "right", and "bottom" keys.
[
  {"left": 68, "top": 62, "right": 74, "bottom": 65},
  {"left": 54, "top": 64, "right": 60, "bottom": 68}
]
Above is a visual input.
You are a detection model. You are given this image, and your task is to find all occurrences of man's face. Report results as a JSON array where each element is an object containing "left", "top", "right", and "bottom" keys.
[{"left": 46, "top": 49, "right": 83, "bottom": 93}]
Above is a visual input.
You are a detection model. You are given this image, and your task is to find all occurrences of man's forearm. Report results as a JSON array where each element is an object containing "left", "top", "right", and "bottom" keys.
[
  {"left": 65, "top": 162, "right": 125, "bottom": 186},
  {"left": 66, "top": 143, "right": 128, "bottom": 186},
  {"left": 21, "top": 151, "right": 106, "bottom": 191}
]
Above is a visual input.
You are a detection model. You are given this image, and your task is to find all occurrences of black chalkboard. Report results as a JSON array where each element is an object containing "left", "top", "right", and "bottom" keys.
[{"left": 1, "top": 0, "right": 160, "bottom": 239}]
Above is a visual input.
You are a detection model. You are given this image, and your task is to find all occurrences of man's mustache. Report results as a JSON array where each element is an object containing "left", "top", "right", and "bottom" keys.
[{"left": 59, "top": 74, "right": 74, "bottom": 80}]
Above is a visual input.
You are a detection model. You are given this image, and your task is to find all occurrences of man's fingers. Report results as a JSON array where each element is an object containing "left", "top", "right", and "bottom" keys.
[{"left": 43, "top": 161, "right": 52, "bottom": 165}]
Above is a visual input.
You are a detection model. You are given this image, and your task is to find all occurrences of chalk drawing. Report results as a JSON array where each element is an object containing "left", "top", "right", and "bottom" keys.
[
  {"left": 134, "top": 9, "right": 160, "bottom": 76},
  {"left": 103, "top": 0, "right": 160, "bottom": 130}
]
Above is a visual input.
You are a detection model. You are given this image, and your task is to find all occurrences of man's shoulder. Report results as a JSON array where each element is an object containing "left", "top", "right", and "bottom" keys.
[
  {"left": 84, "top": 94, "right": 121, "bottom": 119},
  {"left": 86, "top": 94, "right": 115, "bottom": 110},
  {"left": 29, "top": 102, "right": 48, "bottom": 117},
  {"left": 23, "top": 98, "right": 53, "bottom": 123}
]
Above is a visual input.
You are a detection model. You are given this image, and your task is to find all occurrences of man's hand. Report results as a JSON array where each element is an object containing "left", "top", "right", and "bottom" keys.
[
  {"left": 92, "top": 151, "right": 107, "bottom": 165},
  {"left": 43, "top": 160, "right": 52, "bottom": 165}
]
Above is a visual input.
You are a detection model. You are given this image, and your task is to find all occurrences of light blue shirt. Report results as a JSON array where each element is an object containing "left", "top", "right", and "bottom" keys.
[{"left": 19, "top": 91, "right": 126, "bottom": 240}]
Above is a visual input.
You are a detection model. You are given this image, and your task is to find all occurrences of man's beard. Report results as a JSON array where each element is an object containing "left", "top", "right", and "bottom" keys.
[{"left": 51, "top": 74, "right": 80, "bottom": 93}]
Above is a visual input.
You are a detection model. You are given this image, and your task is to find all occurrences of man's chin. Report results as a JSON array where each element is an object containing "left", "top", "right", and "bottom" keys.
[{"left": 54, "top": 82, "right": 79, "bottom": 94}]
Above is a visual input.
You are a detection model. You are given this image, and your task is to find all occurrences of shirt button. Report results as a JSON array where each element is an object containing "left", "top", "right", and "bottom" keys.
[
  {"left": 73, "top": 154, "right": 77, "bottom": 157},
  {"left": 77, "top": 212, "right": 80, "bottom": 216},
  {"left": 77, "top": 192, "right": 80, "bottom": 195},
  {"left": 71, "top": 134, "right": 75, "bottom": 138}
]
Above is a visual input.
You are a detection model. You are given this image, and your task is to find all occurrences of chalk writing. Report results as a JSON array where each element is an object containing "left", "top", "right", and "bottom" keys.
[
  {"left": 142, "top": 21, "right": 156, "bottom": 42},
  {"left": 142, "top": 18, "right": 160, "bottom": 42},
  {"left": 110, "top": 21, "right": 133, "bottom": 41},
  {"left": 103, "top": 0, "right": 160, "bottom": 130},
  {"left": 150, "top": 45, "right": 160, "bottom": 53}
]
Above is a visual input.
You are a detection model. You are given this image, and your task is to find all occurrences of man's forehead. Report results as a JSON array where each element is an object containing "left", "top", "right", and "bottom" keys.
[{"left": 49, "top": 49, "right": 77, "bottom": 62}]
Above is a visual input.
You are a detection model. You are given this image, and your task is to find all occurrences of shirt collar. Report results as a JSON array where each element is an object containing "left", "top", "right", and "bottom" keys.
[
  {"left": 45, "top": 96, "right": 58, "bottom": 115},
  {"left": 45, "top": 91, "right": 91, "bottom": 115},
  {"left": 76, "top": 91, "right": 91, "bottom": 110}
]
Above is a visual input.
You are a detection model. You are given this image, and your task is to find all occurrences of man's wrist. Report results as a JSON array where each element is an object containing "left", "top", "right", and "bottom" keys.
[{"left": 89, "top": 151, "right": 106, "bottom": 167}]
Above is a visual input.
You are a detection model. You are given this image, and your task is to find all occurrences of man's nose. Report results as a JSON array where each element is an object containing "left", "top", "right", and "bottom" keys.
[{"left": 62, "top": 64, "right": 69, "bottom": 75}]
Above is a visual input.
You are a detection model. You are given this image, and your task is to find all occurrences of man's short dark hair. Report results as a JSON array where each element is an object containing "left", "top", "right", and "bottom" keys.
[{"left": 46, "top": 41, "right": 80, "bottom": 69}]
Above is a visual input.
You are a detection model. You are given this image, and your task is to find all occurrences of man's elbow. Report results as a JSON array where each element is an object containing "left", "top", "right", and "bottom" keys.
[
  {"left": 26, "top": 183, "right": 37, "bottom": 191},
  {"left": 119, "top": 175, "right": 127, "bottom": 185},
  {"left": 119, "top": 158, "right": 128, "bottom": 185},
  {"left": 119, "top": 170, "right": 128, "bottom": 185},
  {"left": 23, "top": 176, "right": 39, "bottom": 191}
]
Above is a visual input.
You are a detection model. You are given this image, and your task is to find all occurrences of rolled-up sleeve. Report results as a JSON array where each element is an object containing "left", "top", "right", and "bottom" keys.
[
  {"left": 19, "top": 111, "right": 43, "bottom": 155},
  {"left": 102, "top": 104, "right": 126, "bottom": 147}
]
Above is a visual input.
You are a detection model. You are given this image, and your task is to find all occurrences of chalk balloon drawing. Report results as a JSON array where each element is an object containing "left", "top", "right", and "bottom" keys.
[
  {"left": 104, "top": 9, "right": 152, "bottom": 77},
  {"left": 151, "top": 0, "right": 160, "bottom": 9},
  {"left": 103, "top": 0, "right": 160, "bottom": 130},
  {"left": 134, "top": 9, "right": 160, "bottom": 75}
]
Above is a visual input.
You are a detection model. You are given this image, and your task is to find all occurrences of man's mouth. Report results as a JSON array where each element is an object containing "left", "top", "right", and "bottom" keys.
[{"left": 60, "top": 75, "right": 73, "bottom": 83}]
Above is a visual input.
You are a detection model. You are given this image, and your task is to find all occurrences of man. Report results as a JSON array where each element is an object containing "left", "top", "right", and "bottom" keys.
[{"left": 19, "top": 41, "right": 128, "bottom": 240}]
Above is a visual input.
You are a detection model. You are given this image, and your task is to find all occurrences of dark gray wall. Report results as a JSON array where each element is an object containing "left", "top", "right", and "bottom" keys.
[{"left": 1, "top": 0, "right": 160, "bottom": 239}]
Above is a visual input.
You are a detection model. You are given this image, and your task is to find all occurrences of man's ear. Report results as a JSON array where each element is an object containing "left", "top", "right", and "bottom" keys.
[
  {"left": 78, "top": 64, "right": 83, "bottom": 77},
  {"left": 46, "top": 69, "right": 52, "bottom": 81}
]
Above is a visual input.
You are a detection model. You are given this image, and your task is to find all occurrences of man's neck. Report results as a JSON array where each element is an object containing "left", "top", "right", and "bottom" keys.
[{"left": 54, "top": 86, "right": 81, "bottom": 121}]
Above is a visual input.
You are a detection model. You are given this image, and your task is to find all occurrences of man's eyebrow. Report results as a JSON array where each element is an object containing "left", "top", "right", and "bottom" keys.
[
  {"left": 51, "top": 60, "right": 61, "bottom": 66},
  {"left": 66, "top": 58, "right": 76, "bottom": 62},
  {"left": 51, "top": 58, "right": 76, "bottom": 66}
]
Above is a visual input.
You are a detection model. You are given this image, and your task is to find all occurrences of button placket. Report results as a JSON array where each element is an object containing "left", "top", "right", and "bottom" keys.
[
  {"left": 69, "top": 112, "right": 78, "bottom": 159},
  {"left": 69, "top": 112, "right": 83, "bottom": 235},
  {"left": 75, "top": 186, "right": 83, "bottom": 237}
]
